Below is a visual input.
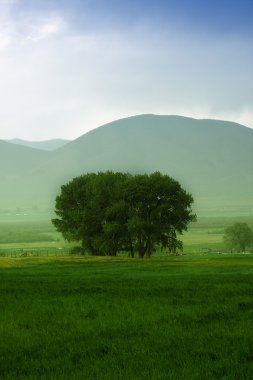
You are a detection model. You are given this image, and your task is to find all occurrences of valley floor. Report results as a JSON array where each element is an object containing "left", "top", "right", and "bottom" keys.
[{"left": 0, "top": 213, "right": 253, "bottom": 257}]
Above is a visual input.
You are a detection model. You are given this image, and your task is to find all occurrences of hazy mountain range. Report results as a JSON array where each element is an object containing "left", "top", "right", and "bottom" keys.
[
  {"left": 5, "top": 138, "right": 70, "bottom": 151},
  {"left": 0, "top": 115, "right": 252, "bottom": 215}
]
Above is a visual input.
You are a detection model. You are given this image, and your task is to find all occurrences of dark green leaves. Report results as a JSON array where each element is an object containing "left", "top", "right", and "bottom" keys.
[{"left": 52, "top": 171, "right": 195, "bottom": 257}]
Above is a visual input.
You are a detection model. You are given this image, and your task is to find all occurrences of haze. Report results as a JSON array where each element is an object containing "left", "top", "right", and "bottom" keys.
[{"left": 0, "top": 0, "right": 253, "bottom": 140}]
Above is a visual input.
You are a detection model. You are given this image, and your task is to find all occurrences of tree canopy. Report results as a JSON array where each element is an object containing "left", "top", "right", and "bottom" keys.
[
  {"left": 223, "top": 223, "right": 253, "bottom": 253},
  {"left": 52, "top": 171, "right": 196, "bottom": 258}
]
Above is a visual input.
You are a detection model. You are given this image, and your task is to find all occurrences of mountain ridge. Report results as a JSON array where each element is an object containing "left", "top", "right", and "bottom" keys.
[
  {"left": 5, "top": 138, "right": 70, "bottom": 151},
  {"left": 0, "top": 114, "right": 252, "bottom": 214}
]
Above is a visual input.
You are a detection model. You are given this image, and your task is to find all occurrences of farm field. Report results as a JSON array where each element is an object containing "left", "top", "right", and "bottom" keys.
[
  {"left": 0, "top": 210, "right": 73, "bottom": 257},
  {"left": 0, "top": 255, "right": 253, "bottom": 379},
  {"left": 0, "top": 211, "right": 253, "bottom": 256},
  {"left": 0, "top": 211, "right": 253, "bottom": 379}
]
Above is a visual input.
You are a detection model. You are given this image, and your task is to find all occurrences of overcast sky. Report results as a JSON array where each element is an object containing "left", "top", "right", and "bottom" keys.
[{"left": 0, "top": 0, "right": 253, "bottom": 140}]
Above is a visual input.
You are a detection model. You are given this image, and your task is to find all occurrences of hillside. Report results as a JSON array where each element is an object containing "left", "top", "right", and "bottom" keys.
[
  {"left": 50, "top": 115, "right": 253, "bottom": 209},
  {"left": 0, "top": 115, "right": 252, "bottom": 214},
  {"left": 0, "top": 140, "right": 49, "bottom": 177},
  {"left": 6, "top": 138, "right": 70, "bottom": 151},
  {"left": 0, "top": 140, "right": 52, "bottom": 208}
]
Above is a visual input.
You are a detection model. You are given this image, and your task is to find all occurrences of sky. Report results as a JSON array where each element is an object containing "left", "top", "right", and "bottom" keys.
[{"left": 0, "top": 0, "right": 253, "bottom": 140}]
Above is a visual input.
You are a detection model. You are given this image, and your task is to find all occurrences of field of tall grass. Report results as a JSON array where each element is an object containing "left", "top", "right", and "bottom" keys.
[
  {"left": 0, "top": 255, "right": 253, "bottom": 379},
  {"left": 0, "top": 211, "right": 253, "bottom": 378}
]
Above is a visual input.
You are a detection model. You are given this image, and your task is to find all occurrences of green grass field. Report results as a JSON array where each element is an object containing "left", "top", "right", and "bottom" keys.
[
  {"left": 1, "top": 255, "right": 253, "bottom": 379},
  {"left": 1, "top": 212, "right": 253, "bottom": 256},
  {"left": 0, "top": 211, "right": 74, "bottom": 256},
  {"left": 0, "top": 211, "right": 253, "bottom": 378}
]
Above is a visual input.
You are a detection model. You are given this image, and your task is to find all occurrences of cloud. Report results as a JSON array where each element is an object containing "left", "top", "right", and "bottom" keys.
[
  {"left": 25, "top": 16, "right": 66, "bottom": 42},
  {"left": 0, "top": 25, "right": 12, "bottom": 49},
  {"left": 0, "top": 3, "right": 253, "bottom": 140}
]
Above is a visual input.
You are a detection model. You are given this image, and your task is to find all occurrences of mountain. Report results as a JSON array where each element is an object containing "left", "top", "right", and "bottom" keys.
[
  {"left": 0, "top": 140, "right": 52, "bottom": 208},
  {"left": 0, "top": 115, "right": 252, "bottom": 214},
  {"left": 5, "top": 138, "right": 70, "bottom": 151}
]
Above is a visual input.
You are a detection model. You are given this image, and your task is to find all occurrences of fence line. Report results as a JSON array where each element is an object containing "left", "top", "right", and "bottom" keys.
[{"left": 0, "top": 248, "right": 71, "bottom": 258}]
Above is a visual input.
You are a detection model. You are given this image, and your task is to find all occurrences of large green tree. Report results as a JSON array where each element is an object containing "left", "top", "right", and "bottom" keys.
[
  {"left": 52, "top": 171, "right": 195, "bottom": 257},
  {"left": 125, "top": 172, "right": 195, "bottom": 257},
  {"left": 52, "top": 172, "right": 130, "bottom": 256},
  {"left": 223, "top": 223, "right": 253, "bottom": 253}
]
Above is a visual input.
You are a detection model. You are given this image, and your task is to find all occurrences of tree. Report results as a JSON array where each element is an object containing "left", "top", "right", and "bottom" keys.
[
  {"left": 223, "top": 223, "right": 253, "bottom": 253},
  {"left": 52, "top": 171, "right": 195, "bottom": 257},
  {"left": 52, "top": 172, "right": 130, "bottom": 256},
  {"left": 125, "top": 172, "right": 195, "bottom": 257}
]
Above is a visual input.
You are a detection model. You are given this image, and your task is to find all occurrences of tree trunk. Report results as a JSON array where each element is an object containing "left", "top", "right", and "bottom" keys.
[
  {"left": 138, "top": 242, "right": 146, "bottom": 258},
  {"left": 129, "top": 241, "right": 135, "bottom": 258}
]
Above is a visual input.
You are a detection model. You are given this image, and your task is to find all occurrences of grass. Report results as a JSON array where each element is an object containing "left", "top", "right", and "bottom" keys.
[
  {"left": 0, "top": 214, "right": 73, "bottom": 256},
  {"left": 0, "top": 255, "right": 253, "bottom": 379},
  {"left": 1, "top": 214, "right": 253, "bottom": 256},
  {"left": 0, "top": 211, "right": 252, "bottom": 378},
  {"left": 181, "top": 215, "right": 253, "bottom": 254}
]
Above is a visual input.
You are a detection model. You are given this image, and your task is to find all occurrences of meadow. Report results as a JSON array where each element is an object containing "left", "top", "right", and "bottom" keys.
[
  {"left": 0, "top": 210, "right": 72, "bottom": 257},
  {"left": 0, "top": 211, "right": 253, "bottom": 379},
  {"left": 0, "top": 255, "right": 253, "bottom": 379},
  {"left": 0, "top": 209, "right": 252, "bottom": 257}
]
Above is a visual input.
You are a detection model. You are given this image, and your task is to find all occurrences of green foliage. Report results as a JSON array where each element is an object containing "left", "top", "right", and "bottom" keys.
[
  {"left": 125, "top": 172, "right": 195, "bottom": 257},
  {"left": 0, "top": 256, "right": 253, "bottom": 379},
  {"left": 223, "top": 223, "right": 253, "bottom": 252},
  {"left": 52, "top": 171, "right": 195, "bottom": 257}
]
